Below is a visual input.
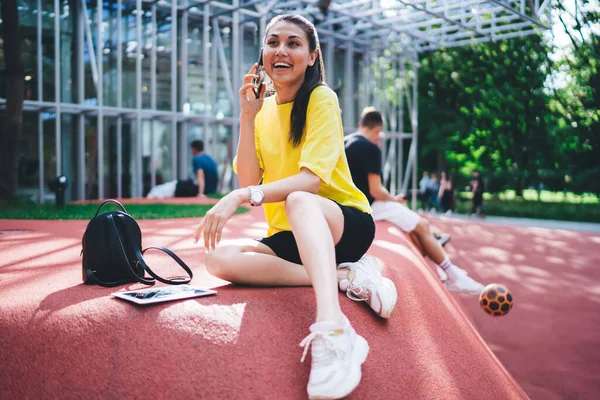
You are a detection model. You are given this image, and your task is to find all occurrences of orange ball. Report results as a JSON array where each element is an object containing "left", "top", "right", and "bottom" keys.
[{"left": 479, "top": 283, "right": 513, "bottom": 316}]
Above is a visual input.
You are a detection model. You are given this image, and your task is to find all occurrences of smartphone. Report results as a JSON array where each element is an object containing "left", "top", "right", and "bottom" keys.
[{"left": 253, "top": 48, "right": 265, "bottom": 99}]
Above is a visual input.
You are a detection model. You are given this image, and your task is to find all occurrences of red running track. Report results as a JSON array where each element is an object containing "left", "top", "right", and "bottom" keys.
[
  {"left": 425, "top": 216, "right": 600, "bottom": 399},
  {"left": 0, "top": 203, "right": 597, "bottom": 399}
]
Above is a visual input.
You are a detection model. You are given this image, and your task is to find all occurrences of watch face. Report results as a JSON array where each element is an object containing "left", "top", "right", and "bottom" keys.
[{"left": 250, "top": 191, "right": 262, "bottom": 203}]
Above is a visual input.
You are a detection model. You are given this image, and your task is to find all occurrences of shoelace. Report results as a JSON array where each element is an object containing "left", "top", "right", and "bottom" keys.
[
  {"left": 346, "top": 284, "right": 370, "bottom": 302},
  {"left": 343, "top": 262, "right": 380, "bottom": 302},
  {"left": 299, "top": 329, "right": 344, "bottom": 364}
]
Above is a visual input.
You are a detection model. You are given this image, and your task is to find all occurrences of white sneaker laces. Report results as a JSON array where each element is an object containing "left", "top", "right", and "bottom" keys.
[
  {"left": 344, "top": 264, "right": 379, "bottom": 302},
  {"left": 346, "top": 284, "right": 370, "bottom": 302},
  {"left": 299, "top": 330, "right": 344, "bottom": 364}
]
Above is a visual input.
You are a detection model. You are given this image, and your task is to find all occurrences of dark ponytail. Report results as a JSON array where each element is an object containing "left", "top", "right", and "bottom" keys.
[{"left": 265, "top": 14, "right": 326, "bottom": 147}]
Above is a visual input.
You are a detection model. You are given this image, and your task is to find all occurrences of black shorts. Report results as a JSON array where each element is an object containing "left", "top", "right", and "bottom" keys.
[{"left": 258, "top": 202, "right": 375, "bottom": 265}]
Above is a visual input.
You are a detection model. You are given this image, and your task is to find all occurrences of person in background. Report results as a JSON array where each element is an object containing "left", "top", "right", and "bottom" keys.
[
  {"left": 191, "top": 140, "right": 219, "bottom": 197},
  {"left": 419, "top": 171, "right": 431, "bottom": 207},
  {"left": 345, "top": 107, "right": 484, "bottom": 295},
  {"left": 470, "top": 170, "right": 485, "bottom": 217},
  {"left": 439, "top": 171, "right": 454, "bottom": 214},
  {"left": 427, "top": 172, "right": 440, "bottom": 211}
]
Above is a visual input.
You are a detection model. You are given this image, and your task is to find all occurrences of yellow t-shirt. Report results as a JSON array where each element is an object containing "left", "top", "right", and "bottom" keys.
[{"left": 235, "top": 85, "right": 371, "bottom": 236}]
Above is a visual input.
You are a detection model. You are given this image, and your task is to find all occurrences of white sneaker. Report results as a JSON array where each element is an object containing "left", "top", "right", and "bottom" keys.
[
  {"left": 434, "top": 233, "right": 451, "bottom": 247},
  {"left": 436, "top": 266, "right": 448, "bottom": 282},
  {"left": 338, "top": 255, "right": 398, "bottom": 318},
  {"left": 445, "top": 270, "right": 485, "bottom": 295},
  {"left": 300, "top": 317, "right": 369, "bottom": 400}
]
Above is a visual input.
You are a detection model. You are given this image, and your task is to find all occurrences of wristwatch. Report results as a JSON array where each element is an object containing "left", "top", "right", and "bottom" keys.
[{"left": 247, "top": 186, "right": 265, "bottom": 206}]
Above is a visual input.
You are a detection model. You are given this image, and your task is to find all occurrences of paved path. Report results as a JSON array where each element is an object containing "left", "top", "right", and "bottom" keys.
[{"left": 427, "top": 212, "right": 600, "bottom": 233}]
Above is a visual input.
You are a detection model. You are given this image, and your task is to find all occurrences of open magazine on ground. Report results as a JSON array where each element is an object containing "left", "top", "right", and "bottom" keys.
[{"left": 112, "top": 285, "right": 217, "bottom": 305}]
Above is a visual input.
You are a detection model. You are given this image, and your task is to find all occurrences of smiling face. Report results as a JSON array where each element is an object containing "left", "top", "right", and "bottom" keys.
[{"left": 263, "top": 21, "right": 318, "bottom": 89}]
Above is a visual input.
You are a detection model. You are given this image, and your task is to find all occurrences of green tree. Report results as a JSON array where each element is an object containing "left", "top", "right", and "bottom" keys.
[
  {"left": 418, "top": 34, "right": 553, "bottom": 193},
  {"left": 548, "top": 0, "right": 599, "bottom": 194},
  {"left": 416, "top": 2, "right": 600, "bottom": 197}
]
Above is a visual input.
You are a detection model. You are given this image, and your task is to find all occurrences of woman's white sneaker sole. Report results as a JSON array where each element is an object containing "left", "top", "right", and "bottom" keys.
[{"left": 376, "top": 277, "right": 398, "bottom": 318}]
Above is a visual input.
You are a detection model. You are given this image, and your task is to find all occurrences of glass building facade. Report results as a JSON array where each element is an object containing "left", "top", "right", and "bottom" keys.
[
  {"left": 0, "top": 0, "right": 370, "bottom": 202},
  {"left": 1, "top": 1, "right": 549, "bottom": 205}
]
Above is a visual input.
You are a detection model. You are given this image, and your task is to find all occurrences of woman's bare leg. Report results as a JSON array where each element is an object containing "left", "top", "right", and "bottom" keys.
[
  {"left": 284, "top": 191, "right": 346, "bottom": 323},
  {"left": 204, "top": 238, "right": 312, "bottom": 286},
  {"left": 206, "top": 239, "right": 351, "bottom": 285},
  {"left": 206, "top": 191, "right": 346, "bottom": 323}
]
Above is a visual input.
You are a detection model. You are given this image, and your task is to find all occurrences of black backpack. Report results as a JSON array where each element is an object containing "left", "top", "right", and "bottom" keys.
[{"left": 81, "top": 199, "right": 193, "bottom": 287}]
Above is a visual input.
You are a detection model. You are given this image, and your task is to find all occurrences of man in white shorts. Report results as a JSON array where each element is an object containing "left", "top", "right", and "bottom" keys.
[{"left": 344, "top": 107, "right": 485, "bottom": 294}]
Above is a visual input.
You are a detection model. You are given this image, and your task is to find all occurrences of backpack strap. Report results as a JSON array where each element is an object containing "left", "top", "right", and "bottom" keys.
[
  {"left": 116, "top": 215, "right": 193, "bottom": 285},
  {"left": 141, "top": 247, "right": 193, "bottom": 285},
  {"left": 94, "top": 199, "right": 127, "bottom": 218},
  {"left": 109, "top": 214, "right": 157, "bottom": 286}
]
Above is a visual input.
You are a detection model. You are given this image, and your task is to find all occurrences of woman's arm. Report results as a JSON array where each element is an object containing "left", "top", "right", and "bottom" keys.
[
  {"left": 236, "top": 64, "right": 266, "bottom": 187},
  {"left": 236, "top": 114, "right": 263, "bottom": 187},
  {"left": 231, "top": 167, "right": 320, "bottom": 204},
  {"left": 194, "top": 168, "right": 320, "bottom": 249}
]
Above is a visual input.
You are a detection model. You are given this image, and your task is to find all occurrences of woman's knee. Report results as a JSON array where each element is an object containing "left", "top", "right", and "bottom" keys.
[
  {"left": 204, "top": 244, "right": 238, "bottom": 280},
  {"left": 285, "top": 191, "right": 316, "bottom": 216},
  {"left": 285, "top": 191, "right": 344, "bottom": 243}
]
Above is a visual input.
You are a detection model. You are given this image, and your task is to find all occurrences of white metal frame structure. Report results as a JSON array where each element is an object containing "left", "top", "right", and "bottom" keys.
[{"left": 0, "top": 0, "right": 552, "bottom": 205}]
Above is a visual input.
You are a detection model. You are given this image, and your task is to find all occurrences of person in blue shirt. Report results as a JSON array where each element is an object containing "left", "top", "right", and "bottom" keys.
[
  {"left": 427, "top": 173, "right": 440, "bottom": 211},
  {"left": 191, "top": 140, "right": 219, "bottom": 197}
]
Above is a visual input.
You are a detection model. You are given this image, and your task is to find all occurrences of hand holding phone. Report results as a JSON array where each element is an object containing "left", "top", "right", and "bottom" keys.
[{"left": 253, "top": 48, "right": 266, "bottom": 99}]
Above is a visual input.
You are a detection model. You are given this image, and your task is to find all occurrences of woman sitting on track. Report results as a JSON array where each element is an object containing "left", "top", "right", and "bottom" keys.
[{"left": 194, "top": 13, "right": 397, "bottom": 400}]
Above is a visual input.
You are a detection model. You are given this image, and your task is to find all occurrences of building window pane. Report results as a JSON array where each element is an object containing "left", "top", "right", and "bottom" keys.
[
  {"left": 121, "top": 118, "right": 136, "bottom": 197},
  {"left": 104, "top": 117, "right": 118, "bottom": 197},
  {"left": 155, "top": 9, "right": 172, "bottom": 111},
  {"left": 42, "top": 1, "right": 57, "bottom": 102},
  {"left": 154, "top": 120, "right": 172, "bottom": 184},
  {"left": 103, "top": 1, "right": 119, "bottom": 107},
  {"left": 17, "top": 111, "right": 41, "bottom": 198},
  {"left": 42, "top": 112, "right": 57, "bottom": 199},
  {"left": 84, "top": 115, "right": 98, "bottom": 199}
]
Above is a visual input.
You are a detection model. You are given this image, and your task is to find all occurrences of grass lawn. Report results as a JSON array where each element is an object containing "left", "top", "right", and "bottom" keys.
[
  {"left": 453, "top": 190, "right": 600, "bottom": 223},
  {"left": 0, "top": 198, "right": 248, "bottom": 220},
  {"left": 460, "top": 189, "right": 599, "bottom": 204}
]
